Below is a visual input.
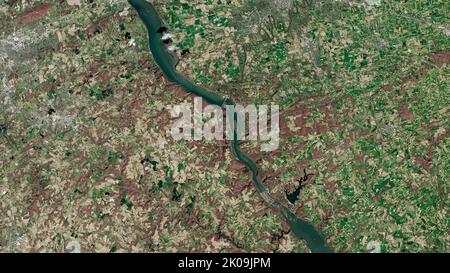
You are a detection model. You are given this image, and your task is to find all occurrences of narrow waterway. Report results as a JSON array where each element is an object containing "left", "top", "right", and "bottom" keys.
[{"left": 128, "top": 0, "right": 332, "bottom": 253}]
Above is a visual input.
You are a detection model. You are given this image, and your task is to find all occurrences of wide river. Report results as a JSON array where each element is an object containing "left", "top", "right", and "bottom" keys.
[{"left": 128, "top": 0, "right": 332, "bottom": 253}]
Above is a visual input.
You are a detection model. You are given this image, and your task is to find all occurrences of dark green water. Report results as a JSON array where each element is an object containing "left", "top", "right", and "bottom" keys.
[{"left": 128, "top": 0, "right": 332, "bottom": 253}]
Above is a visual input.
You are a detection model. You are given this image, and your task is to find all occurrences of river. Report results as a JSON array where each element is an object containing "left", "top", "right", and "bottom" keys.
[{"left": 127, "top": 0, "right": 332, "bottom": 253}]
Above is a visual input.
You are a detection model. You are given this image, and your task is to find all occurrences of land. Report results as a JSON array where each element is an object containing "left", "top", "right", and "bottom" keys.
[{"left": 0, "top": 0, "right": 448, "bottom": 252}]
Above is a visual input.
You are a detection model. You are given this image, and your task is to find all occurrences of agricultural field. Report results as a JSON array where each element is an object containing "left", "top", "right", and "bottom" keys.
[{"left": 0, "top": 0, "right": 448, "bottom": 253}]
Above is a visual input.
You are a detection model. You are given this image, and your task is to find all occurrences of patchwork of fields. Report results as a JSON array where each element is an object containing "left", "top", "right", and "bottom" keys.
[{"left": 0, "top": 0, "right": 448, "bottom": 252}]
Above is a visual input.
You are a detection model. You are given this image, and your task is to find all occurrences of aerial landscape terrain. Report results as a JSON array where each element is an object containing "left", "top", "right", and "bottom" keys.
[{"left": 0, "top": 0, "right": 448, "bottom": 253}]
